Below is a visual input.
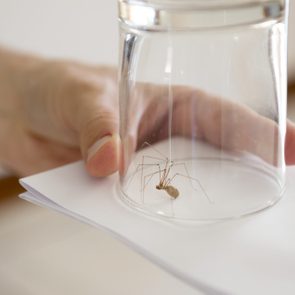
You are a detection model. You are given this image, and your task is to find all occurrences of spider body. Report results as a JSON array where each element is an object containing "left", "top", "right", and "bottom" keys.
[{"left": 156, "top": 183, "right": 179, "bottom": 199}]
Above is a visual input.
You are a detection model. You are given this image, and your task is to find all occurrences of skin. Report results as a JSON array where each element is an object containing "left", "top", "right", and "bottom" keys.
[{"left": 0, "top": 47, "right": 295, "bottom": 177}]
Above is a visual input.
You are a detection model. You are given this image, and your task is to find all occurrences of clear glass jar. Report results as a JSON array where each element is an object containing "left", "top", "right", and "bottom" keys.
[{"left": 118, "top": 0, "right": 289, "bottom": 222}]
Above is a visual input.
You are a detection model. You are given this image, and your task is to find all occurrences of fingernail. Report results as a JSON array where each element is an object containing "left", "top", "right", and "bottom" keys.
[{"left": 87, "top": 135, "right": 113, "bottom": 162}]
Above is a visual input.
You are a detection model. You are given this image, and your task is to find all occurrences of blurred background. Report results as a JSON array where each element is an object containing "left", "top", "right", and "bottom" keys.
[
  {"left": 0, "top": 0, "right": 294, "bottom": 80},
  {"left": 0, "top": 0, "right": 118, "bottom": 65},
  {"left": 0, "top": 1, "right": 294, "bottom": 294}
]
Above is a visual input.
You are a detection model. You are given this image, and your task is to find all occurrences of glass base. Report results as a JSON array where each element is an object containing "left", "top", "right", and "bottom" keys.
[{"left": 118, "top": 139, "right": 285, "bottom": 223}]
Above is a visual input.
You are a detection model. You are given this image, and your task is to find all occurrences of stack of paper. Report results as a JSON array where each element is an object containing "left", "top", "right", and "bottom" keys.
[{"left": 20, "top": 161, "right": 295, "bottom": 295}]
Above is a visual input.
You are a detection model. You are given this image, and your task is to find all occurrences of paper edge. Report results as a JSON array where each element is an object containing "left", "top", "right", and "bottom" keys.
[{"left": 19, "top": 191, "right": 230, "bottom": 295}]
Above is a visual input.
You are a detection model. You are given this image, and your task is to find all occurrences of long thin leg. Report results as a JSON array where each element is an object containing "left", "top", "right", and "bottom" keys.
[
  {"left": 125, "top": 153, "right": 166, "bottom": 190},
  {"left": 139, "top": 155, "right": 166, "bottom": 195},
  {"left": 140, "top": 141, "right": 169, "bottom": 161},
  {"left": 141, "top": 168, "right": 166, "bottom": 203},
  {"left": 143, "top": 168, "right": 166, "bottom": 191},
  {"left": 139, "top": 154, "right": 165, "bottom": 203},
  {"left": 167, "top": 173, "right": 213, "bottom": 203},
  {"left": 125, "top": 162, "right": 160, "bottom": 191},
  {"left": 172, "top": 162, "right": 196, "bottom": 190},
  {"left": 140, "top": 154, "right": 166, "bottom": 163}
]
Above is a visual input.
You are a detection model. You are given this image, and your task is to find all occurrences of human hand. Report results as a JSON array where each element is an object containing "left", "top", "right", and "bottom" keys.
[
  {"left": 0, "top": 48, "right": 119, "bottom": 176},
  {"left": 1, "top": 48, "right": 294, "bottom": 177},
  {"left": 120, "top": 83, "right": 295, "bottom": 171}
]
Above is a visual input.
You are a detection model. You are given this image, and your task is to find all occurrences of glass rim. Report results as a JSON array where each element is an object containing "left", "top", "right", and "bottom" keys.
[
  {"left": 118, "top": 0, "right": 286, "bottom": 31},
  {"left": 119, "top": 0, "right": 285, "bottom": 7}
]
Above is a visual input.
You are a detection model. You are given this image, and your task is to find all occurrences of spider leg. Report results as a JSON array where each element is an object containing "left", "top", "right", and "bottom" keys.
[
  {"left": 140, "top": 167, "right": 167, "bottom": 203},
  {"left": 140, "top": 142, "right": 169, "bottom": 160},
  {"left": 167, "top": 173, "right": 213, "bottom": 203},
  {"left": 139, "top": 155, "right": 166, "bottom": 192},
  {"left": 140, "top": 155, "right": 166, "bottom": 163},
  {"left": 172, "top": 162, "right": 195, "bottom": 190},
  {"left": 125, "top": 162, "right": 160, "bottom": 190},
  {"left": 139, "top": 155, "right": 167, "bottom": 202},
  {"left": 125, "top": 152, "right": 166, "bottom": 188},
  {"left": 143, "top": 167, "right": 166, "bottom": 191}
]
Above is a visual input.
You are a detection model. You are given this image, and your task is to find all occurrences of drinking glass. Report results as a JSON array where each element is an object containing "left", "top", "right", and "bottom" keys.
[{"left": 118, "top": 0, "right": 289, "bottom": 222}]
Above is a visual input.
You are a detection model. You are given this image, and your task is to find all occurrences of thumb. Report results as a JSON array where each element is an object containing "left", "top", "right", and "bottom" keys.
[
  {"left": 285, "top": 120, "right": 295, "bottom": 165},
  {"left": 72, "top": 95, "right": 120, "bottom": 177}
]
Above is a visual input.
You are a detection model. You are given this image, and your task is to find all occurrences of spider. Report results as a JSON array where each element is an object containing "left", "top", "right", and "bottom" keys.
[{"left": 128, "top": 142, "right": 212, "bottom": 203}]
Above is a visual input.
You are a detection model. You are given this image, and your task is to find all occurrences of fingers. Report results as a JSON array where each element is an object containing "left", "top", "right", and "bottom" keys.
[
  {"left": 29, "top": 62, "right": 120, "bottom": 177},
  {"left": 133, "top": 84, "right": 284, "bottom": 166},
  {"left": 1, "top": 51, "right": 126, "bottom": 177},
  {"left": 192, "top": 92, "right": 279, "bottom": 165},
  {"left": 285, "top": 120, "right": 295, "bottom": 165},
  {"left": 62, "top": 76, "right": 120, "bottom": 177},
  {"left": 80, "top": 105, "right": 120, "bottom": 177},
  {"left": 119, "top": 83, "right": 168, "bottom": 174},
  {"left": 0, "top": 117, "right": 81, "bottom": 176},
  {"left": 173, "top": 89, "right": 295, "bottom": 166}
]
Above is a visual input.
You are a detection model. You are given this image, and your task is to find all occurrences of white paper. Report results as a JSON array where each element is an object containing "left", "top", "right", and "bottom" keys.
[{"left": 19, "top": 160, "right": 295, "bottom": 295}]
